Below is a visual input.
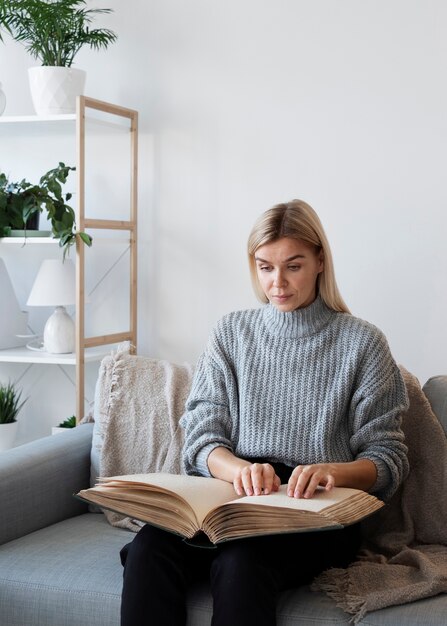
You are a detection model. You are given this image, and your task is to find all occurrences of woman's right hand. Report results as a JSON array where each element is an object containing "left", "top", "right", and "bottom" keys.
[
  {"left": 233, "top": 462, "right": 281, "bottom": 496},
  {"left": 207, "top": 447, "right": 281, "bottom": 496}
]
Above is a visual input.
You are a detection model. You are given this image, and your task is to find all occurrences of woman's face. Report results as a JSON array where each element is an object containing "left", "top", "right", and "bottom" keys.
[{"left": 254, "top": 237, "right": 323, "bottom": 312}]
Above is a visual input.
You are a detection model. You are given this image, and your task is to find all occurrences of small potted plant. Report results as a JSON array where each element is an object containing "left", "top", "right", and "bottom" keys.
[
  {"left": 52, "top": 414, "right": 76, "bottom": 434},
  {"left": 0, "top": 0, "right": 117, "bottom": 115},
  {"left": 0, "top": 381, "right": 27, "bottom": 451},
  {"left": 0, "top": 162, "right": 92, "bottom": 257}
]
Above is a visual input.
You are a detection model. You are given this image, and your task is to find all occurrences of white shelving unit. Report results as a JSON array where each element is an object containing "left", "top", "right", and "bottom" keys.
[{"left": 0, "top": 96, "right": 138, "bottom": 423}]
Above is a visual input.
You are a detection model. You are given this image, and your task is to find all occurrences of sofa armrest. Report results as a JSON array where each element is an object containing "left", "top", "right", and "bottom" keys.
[{"left": 0, "top": 423, "right": 93, "bottom": 545}]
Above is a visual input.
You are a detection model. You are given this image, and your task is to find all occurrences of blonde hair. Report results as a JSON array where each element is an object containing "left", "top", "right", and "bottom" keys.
[{"left": 247, "top": 199, "right": 350, "bottom": 313}]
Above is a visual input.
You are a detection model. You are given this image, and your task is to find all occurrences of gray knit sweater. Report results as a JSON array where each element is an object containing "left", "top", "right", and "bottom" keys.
[{"left": 180, "top": 296, "right": 409, "bottom": 501}]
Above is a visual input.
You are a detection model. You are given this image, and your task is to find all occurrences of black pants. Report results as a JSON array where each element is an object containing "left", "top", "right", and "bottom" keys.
[{"left": 120, "top": 461, "right": 361, "bottom": 626}]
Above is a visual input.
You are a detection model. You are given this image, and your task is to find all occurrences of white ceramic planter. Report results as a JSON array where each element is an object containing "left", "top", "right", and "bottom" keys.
[
  {"left": 28, "top": 66, "right": 86, "bottom": 115},
  {"left": 51, "top": 427, "right": 67, "bottom": 435},
  {"left": 0, "top": 421, "right": 18, "bottom": 451}
]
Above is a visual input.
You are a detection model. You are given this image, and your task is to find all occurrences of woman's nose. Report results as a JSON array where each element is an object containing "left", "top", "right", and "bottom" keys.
[{"left": 273, "top": 271, "right": 287, "bottom": 287}]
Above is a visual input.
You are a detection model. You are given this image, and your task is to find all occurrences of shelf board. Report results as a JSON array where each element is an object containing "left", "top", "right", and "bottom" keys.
[
  {"left": 0, "top": 236, "right": 130, "bottom": 246},
  {"left": 0, "top": 236, "right": 58, "bottom": 245},
  {"left": 0, "top": 346, "right": 110, "bottom": 365},
  {"left": 0, "top": 112, "right": 130, "bottom": 131},
  {"left": 0, "top": 114, "right": 76, "bottom": 123}
]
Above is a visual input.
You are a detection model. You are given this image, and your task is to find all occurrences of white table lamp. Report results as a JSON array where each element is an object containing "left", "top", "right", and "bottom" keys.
[{"left": 27, "top": 259, "right": 76, "bottom": 354}]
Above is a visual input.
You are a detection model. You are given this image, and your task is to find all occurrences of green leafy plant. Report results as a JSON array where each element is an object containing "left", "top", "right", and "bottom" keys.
[
  {"left": 0, "top": 162, "right": 92, "bottom": 257},
  {"left": 57, "top": 414, "right": 76, "bottom": 428},
  {"left": 0, "top": 381, "right": 27, "bottom": 424},
  {"left": 0, "top": 0, "right": 117, "bottom": 67}
]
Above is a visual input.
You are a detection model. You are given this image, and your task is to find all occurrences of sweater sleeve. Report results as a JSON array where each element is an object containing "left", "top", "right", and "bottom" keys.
[
  {"left": 179, "top": 324, "right": 237, "bottom": 476},
  {"left": 348, "top": 328, "right": 409, "bottom": 501}
]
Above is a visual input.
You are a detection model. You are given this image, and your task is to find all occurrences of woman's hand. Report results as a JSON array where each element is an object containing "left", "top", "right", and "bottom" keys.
[
  {"left": 233, "top": 462, "right": 281, "bottom": 497},
  {"left": 287, "top": 464, "right": 336, "bottom": 499},
  {"left": 287, "top": 459, "right": 378, "bottom": 499},
  {"left": 207, "top": 447, "right": 280, "bottom": 496}
]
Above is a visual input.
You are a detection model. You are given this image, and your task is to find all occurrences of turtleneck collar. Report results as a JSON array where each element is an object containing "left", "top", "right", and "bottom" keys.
[{"left": 262, "top": 295, "right": 334, "bottom": 339}]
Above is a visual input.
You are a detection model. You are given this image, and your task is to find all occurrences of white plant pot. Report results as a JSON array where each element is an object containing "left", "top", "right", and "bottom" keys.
[
  {"left": 0, "top": 421, "right": 18, "bottom": 451},
  {"left": 52, "top": 427, "right": 68, "bottom": 435},
  {"left": 28, "top": 66, "right": 86, "bottom": 115}
]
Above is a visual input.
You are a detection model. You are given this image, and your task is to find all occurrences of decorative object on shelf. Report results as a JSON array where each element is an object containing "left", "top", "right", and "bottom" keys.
[
  {"left": 27, "top": 258, "right": 76, "bottom": 354},
  {"left": 0, "top": 381, "right": 27, "bottom": 451},
  {"left": 51, "top": 414, "right": 76, "bottom": 434},
  {"left": 0, "top": 162, "right": 92, "bottom": 256},
  {"left": 0, "top": 81, "right": 6, "bottom": 115},
  {"left": 0, "top": 0, "right": 117, "bottom": 115},
  {"left": 0, "top": 258, "right": 28, "bottom": 349},
  {"left": 28, "top": 65, "right": 86, "bottom": 116}
]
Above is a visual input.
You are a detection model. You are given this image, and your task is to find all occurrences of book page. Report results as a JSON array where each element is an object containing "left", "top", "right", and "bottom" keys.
[
  {"left": 225, "top": 485, "right": 365, "bottom": 512},
  {"left": 98, "top": 473, "right": 241, "bottom": 525}
]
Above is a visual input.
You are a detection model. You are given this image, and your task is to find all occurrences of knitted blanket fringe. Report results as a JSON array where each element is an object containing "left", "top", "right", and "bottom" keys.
[{"left": 312, "top": 569, "right": 367, "bottom": 624}]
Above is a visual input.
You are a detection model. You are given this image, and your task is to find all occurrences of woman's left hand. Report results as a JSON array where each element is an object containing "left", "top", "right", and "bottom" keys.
[
  {"left": 287, "top": 464, "right": 336, "bottom": 499},
  {"left": 287, "top": 459, "right": 378, "bottom": 498}
]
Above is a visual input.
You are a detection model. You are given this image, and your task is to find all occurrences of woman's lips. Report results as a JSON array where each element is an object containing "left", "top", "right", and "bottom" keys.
[{"left": 272, "top": 294, "right": 291, "bottom": 302}]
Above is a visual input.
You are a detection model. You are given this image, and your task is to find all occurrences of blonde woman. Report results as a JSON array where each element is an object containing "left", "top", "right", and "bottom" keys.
[{"left": 120, "top": 200, "right": 408, "bottom": 626}]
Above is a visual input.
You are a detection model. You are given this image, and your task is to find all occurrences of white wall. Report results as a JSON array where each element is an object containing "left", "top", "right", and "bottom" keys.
[{"left": 1, "top": 1, "right": 446, "bottom": 441}]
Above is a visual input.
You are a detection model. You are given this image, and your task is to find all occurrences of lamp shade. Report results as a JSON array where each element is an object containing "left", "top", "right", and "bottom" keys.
[{"left": 27, "top": 259, "right": 76, "bottom": 307}]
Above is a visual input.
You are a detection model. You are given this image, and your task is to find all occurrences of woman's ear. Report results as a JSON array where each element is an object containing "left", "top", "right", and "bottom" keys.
[{"left": 318, "top": 250, "right": 324, "bottom": 273}]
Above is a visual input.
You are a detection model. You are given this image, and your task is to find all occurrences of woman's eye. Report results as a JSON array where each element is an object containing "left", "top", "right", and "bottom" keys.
[
  {"left": 259, "top": 265, "right": 272, "bottom": 272},
  {"left": 288, "top": 265, "right": 301, "bottom": 271}
]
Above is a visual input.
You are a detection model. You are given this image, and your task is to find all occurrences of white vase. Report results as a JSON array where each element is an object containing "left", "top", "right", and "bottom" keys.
[
  {"left": 0, "top": 421, "right": 18, "bottom": 452},
  {"left": 28, "top": 66, "right": 86, "bottom": 115},
  {"left": 44, "top": 306, "right": 75, "bottom": 354}
]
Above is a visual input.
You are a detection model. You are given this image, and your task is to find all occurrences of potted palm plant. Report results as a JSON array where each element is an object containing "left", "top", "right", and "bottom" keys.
[
  {"left": 0, "top": 162, "right": 92, "bottom": 257},
  {"left": 0, "top": 0, "right": 117, "bottom": 115},
  {"left": 0, "top": 381, "right": 27, "bottom": 451}
]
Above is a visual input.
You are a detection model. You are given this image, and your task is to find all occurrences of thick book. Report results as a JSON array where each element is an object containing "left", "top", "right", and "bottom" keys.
[{"left": 77, "top": 473, "right": 384, "bottom": 544}]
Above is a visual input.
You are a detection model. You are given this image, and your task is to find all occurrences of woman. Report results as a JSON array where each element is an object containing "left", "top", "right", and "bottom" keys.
[{"left": 120, "top": 199, "right": 409, "bottom": 626}]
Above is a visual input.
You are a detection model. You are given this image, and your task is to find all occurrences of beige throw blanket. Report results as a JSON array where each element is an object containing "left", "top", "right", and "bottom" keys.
[
  {"left": 312, "top": 367, "right": 447, "bottom": 621},
  {"left": 94, "top": 350, "right": 194, "bottom": 531}
]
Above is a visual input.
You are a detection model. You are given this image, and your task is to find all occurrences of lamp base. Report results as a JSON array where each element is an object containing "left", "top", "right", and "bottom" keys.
[{"left": 43, "top": 306, "right": 75, "bottom": 354}]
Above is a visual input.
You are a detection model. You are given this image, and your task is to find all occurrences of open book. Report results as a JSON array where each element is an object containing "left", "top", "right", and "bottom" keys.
[
  {"left": 77, "top": 473, "right": 383, "bottom": 544},
  {"left": 77, "top": 473, "right": 384, "bottom": 544}
]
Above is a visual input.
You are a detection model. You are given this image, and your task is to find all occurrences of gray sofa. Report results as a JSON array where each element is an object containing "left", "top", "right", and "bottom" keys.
[{"left": 0, "top": 369, "right": 446, "bottom": 626}]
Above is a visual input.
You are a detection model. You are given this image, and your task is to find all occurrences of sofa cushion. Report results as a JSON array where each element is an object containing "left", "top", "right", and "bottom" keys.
[{"left": 0, "top": 514, "right": 130, "bottom": 626}]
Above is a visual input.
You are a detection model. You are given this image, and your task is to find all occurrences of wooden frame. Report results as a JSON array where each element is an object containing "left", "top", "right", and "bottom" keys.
[{"left": 75, "top": 96, "right": 138, "bottom": 420}]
